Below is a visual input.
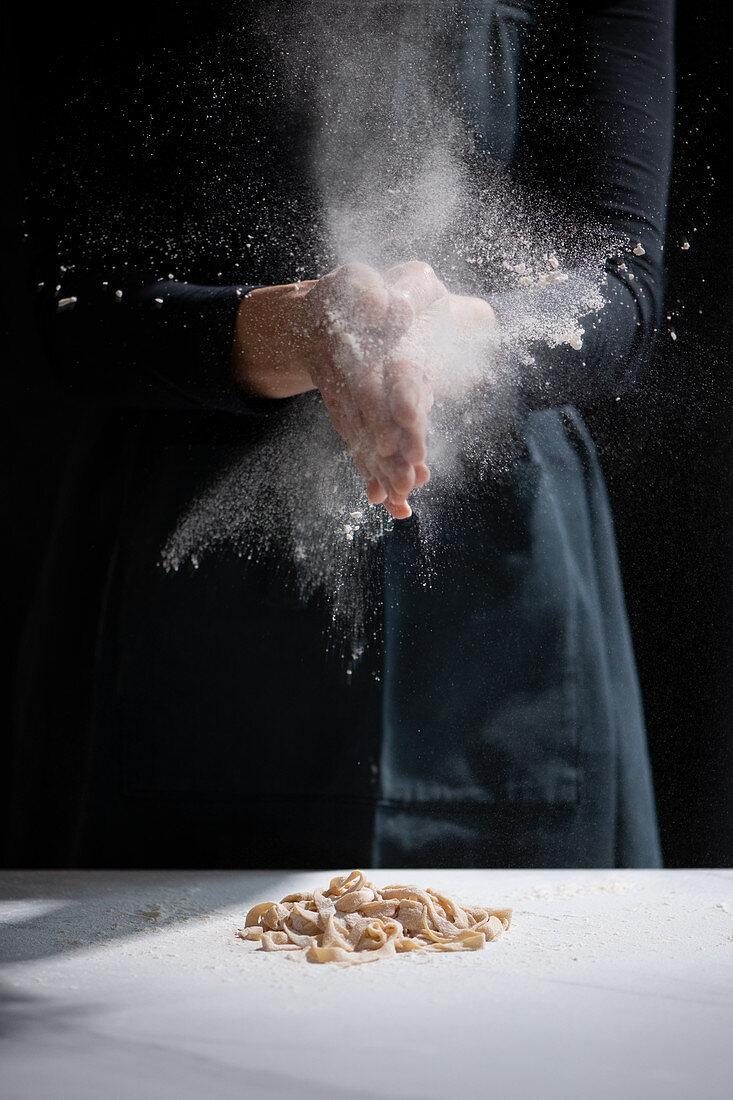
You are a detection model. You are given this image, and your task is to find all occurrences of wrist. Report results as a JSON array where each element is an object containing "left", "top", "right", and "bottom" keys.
[{"left": 232, "top": 283, "right": 316, "bottom": 399}]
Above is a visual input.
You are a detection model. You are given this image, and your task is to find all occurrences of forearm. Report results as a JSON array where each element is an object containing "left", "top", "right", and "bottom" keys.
[
  {"left": 34, "top": 257, "right": 273, "bottom": 415},
  {"left": 507, "top": 0, "right": 675, "bottom": 407},
  {"left": 489, "top": 266, "right": 652, "bottom": 410}
]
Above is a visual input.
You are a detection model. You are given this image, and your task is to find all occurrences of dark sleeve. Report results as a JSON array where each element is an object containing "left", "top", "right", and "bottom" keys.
[
  {"left": 500, "top": 0, "right": 675, "bottom": 408},
  {"left": 16, "top": 7, "right": 284, "bottom": 417},
  {"left": 43, "top": 277, "right": 264, "bottom": 416}
]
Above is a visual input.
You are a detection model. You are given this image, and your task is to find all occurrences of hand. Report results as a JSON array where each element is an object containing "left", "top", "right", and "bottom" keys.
[
  {"left": 234, "top": 261, "right": 447, "bottom": 518},
  {"left": 395, "top": 290, "right": 499, "bottom": 402},
  {"left": 302, "top": 261, "right": 445, "bottom": 518},
  {"left": 233, "top": 262, "right": 499, "bottom": 519}
]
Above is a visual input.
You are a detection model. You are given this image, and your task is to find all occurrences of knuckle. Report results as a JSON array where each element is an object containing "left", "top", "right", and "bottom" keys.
[
  {"left": 403, "top": 260, "right": 435, "bottom": 282},
  {"left": 356, "top": 286, "right": 383, "bottom": 316},
  {"left": 415, "top": 261, "right": 435, "bottom": 281},
  {"left": 334, "top": 262, "right": 358, "bottom": 281},
  {"left": 342, "top": 261, "right": 376, "bottom": 287},
  {"left": 385, "top": 262, "right": 407, "bottom": 281}
]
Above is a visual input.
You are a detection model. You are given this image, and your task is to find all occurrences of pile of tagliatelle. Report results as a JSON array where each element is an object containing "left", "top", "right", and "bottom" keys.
[{"left": 237, "top": 870, "right": 512, "bottom": 964}]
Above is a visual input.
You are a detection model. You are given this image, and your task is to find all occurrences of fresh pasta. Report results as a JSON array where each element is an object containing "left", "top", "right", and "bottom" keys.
[{"left": 237, "top": 870, "right": 512, "bottom": 964}]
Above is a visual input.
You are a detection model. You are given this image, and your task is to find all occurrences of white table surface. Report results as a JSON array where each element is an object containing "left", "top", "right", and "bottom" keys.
[{"left": 1, "top": 869, "right": 731, "bottom": 1099}]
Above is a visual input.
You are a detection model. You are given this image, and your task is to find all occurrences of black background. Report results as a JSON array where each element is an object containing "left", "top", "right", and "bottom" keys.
[{"left": 5, "top": 1, "right": 731, "bottom": 866}]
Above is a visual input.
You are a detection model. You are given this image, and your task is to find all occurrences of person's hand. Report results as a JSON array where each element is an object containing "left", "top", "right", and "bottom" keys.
[
  {"left": 312, "top": 271, "right": 499, "bottom": 515},
  {"left": 233, "top": 261, "right": 499, "bottom": 518},
  {"left": 301, "top": 261, "right": 447, "bottom": 518},
  {"left": 396, "top": 289, "right": 499, "bottom": 402},
  {"left": 233, "top": 261, "right": 446, "bottom": 518}
]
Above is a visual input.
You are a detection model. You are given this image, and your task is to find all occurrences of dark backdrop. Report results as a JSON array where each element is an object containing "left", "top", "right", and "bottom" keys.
[
  {"left": 584, "top": 0, "right": 732, "bottom": 865},
  {"left": 5, "top": 1, "right": 731, "bottom": 866}
]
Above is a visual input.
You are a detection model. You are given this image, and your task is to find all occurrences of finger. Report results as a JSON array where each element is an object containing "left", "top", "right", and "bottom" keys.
[
  {"left": 333, "top": 374, "right": 403, "bottom": 501},
  {"left": 367, "top": 479, "right": 388, "bottom": 504},
  {"left": 400, "top": 424, "right": 427, "bottom": 466},
  {"left": 397, "top": 406, "right": 429, "bottom": 466},
  {"left": 351, "top": 437, "right": 390, "bottom": 508},
  {"left": 363, "top": 448, "right": 411, "bottom": 505},
  {"left": 352, "top": 372, "right": 406, "bottom": 465},
  {"left": 447, "top": 292, "right": 497, "bottom": 330},
  {"left": 389, "top": 375, "right": 423, "bottom": 428},
  {"left": 322, "top": 262, "right": 390, "bottom": 325},
  {"left": 375, "top": 422, "right": 402, "bottom": 458},
  {"left": 379, "top": 453, "right": 416, "bottom": 498},
  {"left": 351, "top": 413, "right": 410, "bottom": 504},
  {"left": 414, "top": 462, "right": 431, "bottom": 488},
  {"left": 326, "top": 358, "right": 418, "bottom": 502},
  {"left": 384, "top": 496, "right": 412, "bottom": 521},
  {"left": 354, "top": 452, "right": 388, "bottom": 506},
  {"left": 353, "top": 369, "right": 390, "bottom": 432},
  {"left": 387, "top": 360, "right": 434, "bottom": 422},
  {"left": 387, "top": 368, "right": 430, "bottom": 465},
  {"left": 384, "top": 261, "right": 447, "bottom": 320}
]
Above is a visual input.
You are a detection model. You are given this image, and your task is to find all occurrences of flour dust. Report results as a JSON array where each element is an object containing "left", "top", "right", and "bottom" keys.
[{"left": 162, "top": 1, "right": 627, "bottom": 664}]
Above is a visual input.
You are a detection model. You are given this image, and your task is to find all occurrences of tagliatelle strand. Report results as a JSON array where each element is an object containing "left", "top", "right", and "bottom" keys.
[{"left": 237, "top": 871, "right": 512, "bottom": 964}]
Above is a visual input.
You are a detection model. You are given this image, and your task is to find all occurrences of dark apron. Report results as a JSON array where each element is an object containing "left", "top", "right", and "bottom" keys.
[
  {"left": 378, "top": 407, "right": 660, "bottom": 867},
  {"left": 72, "top": 402, "right": 659, "bottom": 868}
]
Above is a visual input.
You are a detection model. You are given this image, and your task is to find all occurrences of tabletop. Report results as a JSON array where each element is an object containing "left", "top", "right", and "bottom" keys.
[{"left": 1, "top": 869, "right": 732, "bottom": 1099}]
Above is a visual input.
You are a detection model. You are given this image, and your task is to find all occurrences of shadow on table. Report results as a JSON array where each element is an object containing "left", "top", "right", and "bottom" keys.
[
  {"left": 0, "top": 869, "right": 297, "bottom": 967},
  {"left": 0, "top": 974, "right": 380, "bottom": 1100},
  {"left": 0, "top": 982, "right": 104, "bottom": 1039},
  {"left": 0, "top": 978, "right": 380, "bottom": 1100}
]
